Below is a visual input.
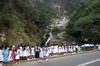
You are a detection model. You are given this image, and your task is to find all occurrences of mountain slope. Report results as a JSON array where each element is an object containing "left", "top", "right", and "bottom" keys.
[{"left": 65, "top": 0, "right": 100, "bottom": 44}]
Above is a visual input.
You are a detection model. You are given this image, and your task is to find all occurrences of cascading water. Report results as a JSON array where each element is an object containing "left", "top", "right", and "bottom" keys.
[
  {"left": 45, "top": 32, "right": 53, "bottom": 46},
  {"left": 40, "top": 31, "right": 53, "bottom": 47}
]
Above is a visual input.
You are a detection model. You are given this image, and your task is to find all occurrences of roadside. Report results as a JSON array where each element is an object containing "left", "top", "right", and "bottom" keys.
[{"left": 3, "top": 49, "right": 99, "bottom": 66}]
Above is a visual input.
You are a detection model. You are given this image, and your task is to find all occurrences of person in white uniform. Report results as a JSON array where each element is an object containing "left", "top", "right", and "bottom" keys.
[
  {"left": 70, "top": 45, "right": 73, "bottom": 53},
  {"left": 68, "top": 45, "right": 71, "bottom": 53},
  {"left": 78, "top": 46, "right": 81, "bottom": 52},
  {"left": 19, "top": 45, "right": 23, "bottom": 60},
  {"left": 26, "top": 45, "right": 30, "bottom": 60},
  {"left": 44, "top": 46, "right": 49, "bottom": 60},
  {"left": 98, "top": 44, "right": 100, "bottom": 50},
  {"left": 51, "top": 46, "right": 54, "bottom": 55},
  {"left": 65, "top": 45, "right": 67, "bottom": 53},
  {"left": 15, "top": 48, "right": 20, "bottom": 64},
  {"left": 43, "top": 47, "right": 47, "bottom": 58},
  {"left": 39, "top": 47, "right": 44, "bottom": 59},
  {"left": 8, "top": 48, "right": 12, "bottom": 62},
  {"left": 45, "top": 47, "right": 49, "bottom": 57},
  {"left": 48, "top": 46, "right": 52, "bottom": 56},
  {"left": 0, "top": 47, "right": 3, "bottom": 62},
  {"left": 58, "top": 45, "right": 62, "bottom": 55},
  {"left": 22, "top": 47, "right": 27, "bottom": 60},
  {"left": 31, "top": 46, "right": 35, "bottom": 59},
  {"left": 73, "top": 45, "right": 75, "bottom": 53},
  {"left": 54, "top": 45, "right": 59, "bottom": 55}
]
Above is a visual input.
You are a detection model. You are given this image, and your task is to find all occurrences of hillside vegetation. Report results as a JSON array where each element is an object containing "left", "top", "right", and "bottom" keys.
[
  {"left": 0, "top": 0, "right": 57, "bottom": 46},
  {"left": 0, "top": 0, "right": 99, "bottom": 46},
  {"left": 65, "top": 0, "right": 100, "bottom": 44}
]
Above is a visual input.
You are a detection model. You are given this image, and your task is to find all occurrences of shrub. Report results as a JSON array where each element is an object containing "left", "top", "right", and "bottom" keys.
[{"left": 1, "top": 13, "right": 19, "bottom": 29}]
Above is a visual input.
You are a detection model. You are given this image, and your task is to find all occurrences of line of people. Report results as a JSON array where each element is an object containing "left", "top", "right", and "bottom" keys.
[
  {"left": 0, "top": 44, "right": 100, "bottom": 64},
  {"left": 0, "top": 45, "right": 80, "bottom": 63}
]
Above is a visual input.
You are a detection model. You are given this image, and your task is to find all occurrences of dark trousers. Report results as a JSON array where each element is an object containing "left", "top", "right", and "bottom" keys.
[{"left": 35, "top": 51, "right": 40, "bottom": 58}]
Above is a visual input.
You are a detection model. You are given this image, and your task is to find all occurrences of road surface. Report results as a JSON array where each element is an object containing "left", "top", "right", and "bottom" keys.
[{"left": 12, "top": 51, "right": 100, "bottom": 66}]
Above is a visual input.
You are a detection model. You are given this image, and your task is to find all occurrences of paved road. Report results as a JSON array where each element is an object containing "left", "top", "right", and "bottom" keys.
[
  {"left": 12, "top": 51, "right": 100, "bottom": 66},
  {"left": 87, "top": 61, "right": 100, "bottom": 66}
]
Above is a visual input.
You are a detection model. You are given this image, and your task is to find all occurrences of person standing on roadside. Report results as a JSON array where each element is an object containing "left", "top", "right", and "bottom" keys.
[
  {"left": 11, "top": 45, "right": 15, "bottom": 62},
  {"left": 34, "top": 45, "right": 40, "bottom": 58},
  {"left": 3, "top": 46, "right": 9, "bottom": 63},
  {"left": 0, "top": 46, "right": 3, "bottom": 62}
]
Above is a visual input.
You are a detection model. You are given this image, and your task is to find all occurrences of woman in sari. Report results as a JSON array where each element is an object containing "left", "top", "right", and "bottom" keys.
[{"left": 3, "top": 46, "right": 9, "bottom": 63}]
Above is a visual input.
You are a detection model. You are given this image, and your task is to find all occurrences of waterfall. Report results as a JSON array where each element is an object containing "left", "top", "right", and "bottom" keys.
[{"left": 45, "top": 32, "right": 53, "bottom": 46}]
